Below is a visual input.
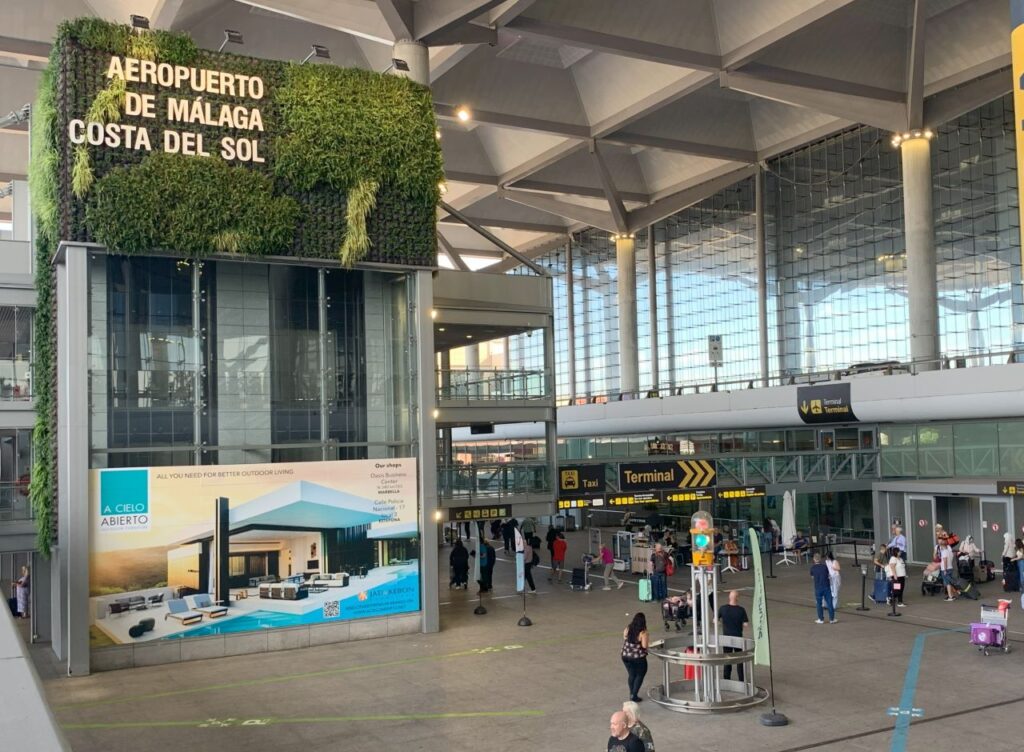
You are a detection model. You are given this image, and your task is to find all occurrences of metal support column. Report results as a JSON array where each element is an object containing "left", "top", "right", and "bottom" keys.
[
  {"left": 663, "top": 233, "right": 676, "bottom": 389},
  {"left": 647, "top": 226, "right": 659, "bottom": 390},
  {"left": 616, "top": 234, "right": 639, "bottom": 393},
  {"left": 318, "top": 269, "right": 330, "bottom": 459},
  {"left": 565, "top": 240, "right": 576, "bottom": 399},
  {"left": 900, "top": 135, "right": 940, "bottom": 370},
  {"left": 192, "top": 262, "right": 203, "bottom": 464},
  {"left": 755, "top": 168, "right": 769, "bottom": 387},
  {"left": 58, "top": 245, "right": 91, "bottom": 676},
  {"left": 413, "top": 271, "right": 440, "bottom": 633},
  {"left": 543, "top": 312, "right": 558, "bottom": 506}
]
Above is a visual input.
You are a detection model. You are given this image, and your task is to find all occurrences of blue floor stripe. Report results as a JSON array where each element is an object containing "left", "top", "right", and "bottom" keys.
[{"left": 890, "top": 628, "right": 967, "bottom": 752}]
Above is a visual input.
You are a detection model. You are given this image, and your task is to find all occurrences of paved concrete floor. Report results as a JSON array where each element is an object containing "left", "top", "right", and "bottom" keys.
[{"left": 35, "top": 528, "right": 1024, "bottom": 752}]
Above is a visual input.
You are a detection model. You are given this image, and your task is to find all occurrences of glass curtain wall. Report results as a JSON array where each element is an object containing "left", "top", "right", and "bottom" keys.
[
  {"left": 87, "top": 255, "right": 413, "bottom": 469},
  {"left": 504, "top": 95, "right": 1022, "bottom": 393},
  {"left": 0, "top": 306, "right": 32, "bottom": 399}
]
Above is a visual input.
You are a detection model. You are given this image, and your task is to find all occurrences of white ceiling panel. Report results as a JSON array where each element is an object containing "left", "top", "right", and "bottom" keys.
[{"left": 571, "top": 53, "right": 698, "bottom": 126}]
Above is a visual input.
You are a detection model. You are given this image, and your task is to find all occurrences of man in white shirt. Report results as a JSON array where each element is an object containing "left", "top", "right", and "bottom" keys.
[{"left": 887, "top": 525, "right": 907, "bottom": 560}]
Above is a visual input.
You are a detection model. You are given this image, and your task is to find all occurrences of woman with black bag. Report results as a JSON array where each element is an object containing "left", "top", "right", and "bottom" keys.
[{"left": 621, "top": 612, "right": 650, "bottom": 703}]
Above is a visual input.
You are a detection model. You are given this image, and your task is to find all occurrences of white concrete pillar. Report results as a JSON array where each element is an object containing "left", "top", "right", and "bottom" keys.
[
  {"left": 392, "top": 40, "right": 429, "bottom": 87},
  {"left": 900, "top": 134, "right": 939, "bottom": 371},
  {"left": 755, "top": 168, "right": 769, "bottom": 387},
  {"left": 615, "top": 234, "right": 639, "bottom": 393}
]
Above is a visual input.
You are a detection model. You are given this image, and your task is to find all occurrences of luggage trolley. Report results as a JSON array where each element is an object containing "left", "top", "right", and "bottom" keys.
[{"left": 969, "top": 601, "right": 1011, "bottom": 656}]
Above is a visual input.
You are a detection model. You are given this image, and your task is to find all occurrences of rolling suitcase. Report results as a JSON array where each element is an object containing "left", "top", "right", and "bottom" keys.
[
  {"left": 980, "top": 560, "right": 995, "bottom": 582},
  {"left": 7, "top": 597, "right": 17, "bottom": 616},
  {"left": 871, "top": 576, "right": 890, "bottom": 604},
  {"left": 1002, "top": 566, "right": 1020, "bottom": 593},
  {"left": 638, "top": 578, "right": 653, "bottom": 602}
]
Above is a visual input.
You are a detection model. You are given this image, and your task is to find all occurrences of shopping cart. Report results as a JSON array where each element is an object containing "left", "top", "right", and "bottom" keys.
[{"left": 969, "top": 601, "right": 1011, "bottom": 656}]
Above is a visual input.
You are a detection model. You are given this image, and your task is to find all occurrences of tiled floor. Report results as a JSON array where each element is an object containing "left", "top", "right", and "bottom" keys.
[{"left": 35, "top": 527, "right": 1024, "bottom": 752}]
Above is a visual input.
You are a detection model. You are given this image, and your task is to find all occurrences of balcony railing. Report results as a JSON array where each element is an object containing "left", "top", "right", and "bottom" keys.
[
  {"left": 0, "top": 481, "right": 33, "bottom": 522},
  {"left": 438, "top": 461, "right": 552, "bottom": 502},
  {"left": 437, "top": 368, "right": 550, "bottom": 402}
]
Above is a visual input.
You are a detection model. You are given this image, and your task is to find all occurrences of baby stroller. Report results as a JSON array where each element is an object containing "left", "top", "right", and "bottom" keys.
[
  {"left": 970, "top": 601, "right": 1011, "bottom": 656},
  {"left": 921, "top": 565, "right": 944, "bottom": 597},
  {"left": 570, "top": 554, "right": 593, "bottom": 592},
  {"left": 662, "top": 595, "right": 690, "bottom": 631}
]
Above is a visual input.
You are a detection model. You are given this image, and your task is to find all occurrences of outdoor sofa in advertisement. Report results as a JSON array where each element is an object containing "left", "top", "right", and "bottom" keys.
[{"left": 88, "top": 459, "right": 419, "bottom": 645}]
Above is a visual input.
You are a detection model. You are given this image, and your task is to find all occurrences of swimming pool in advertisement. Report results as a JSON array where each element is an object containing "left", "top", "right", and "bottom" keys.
[{"left": 164, "top": 568, "right": 420, "bottom": 639}]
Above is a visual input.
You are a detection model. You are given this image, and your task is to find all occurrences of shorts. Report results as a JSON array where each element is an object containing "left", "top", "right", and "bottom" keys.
[
  {"left": 552, "top": 559, "right": 564, "bottom": 570},
  {"left": 940, "top": 570, "right": 955, "bottom": 585}
]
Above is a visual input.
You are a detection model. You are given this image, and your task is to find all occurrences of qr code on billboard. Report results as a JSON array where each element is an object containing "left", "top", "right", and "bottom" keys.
[{"left": 323, "top": 600, "right": 340, "bottom": 619}]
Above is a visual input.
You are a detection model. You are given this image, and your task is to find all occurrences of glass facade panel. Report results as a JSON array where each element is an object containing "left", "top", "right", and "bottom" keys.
[
  {"left": 0, "top": 306, "right": 32, "bottom": 400},
  {"left": 998, "top": 420, "right": 1024, "bottom": 475},
  {"left": 953, "top": 422, "right": 998, "bottom": 476},
  {"left": 87, "top": 255, "right": 413, "bottom": 470},
  {"left": 917, "top": 423, "right": 953, "bottom": 477}
]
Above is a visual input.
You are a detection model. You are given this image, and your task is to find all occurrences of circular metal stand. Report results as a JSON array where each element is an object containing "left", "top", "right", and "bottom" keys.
[{"left": 647, "top": 636, "right": 769, "bottom": 714}]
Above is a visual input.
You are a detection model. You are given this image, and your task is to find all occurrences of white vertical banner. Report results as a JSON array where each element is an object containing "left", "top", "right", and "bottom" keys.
[{"left": 748, "top": 528, "right": 772, "bottom": 667}]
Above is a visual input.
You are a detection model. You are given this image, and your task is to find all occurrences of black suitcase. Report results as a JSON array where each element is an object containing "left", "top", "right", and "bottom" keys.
[
  {"left": 957, "top": 580, "right": 980, "bottom": 600},
  {"left": 569, "top": 567, "right": 589, "bottom": 591},
  {"left": 1003, "top": 566, "right": 1021, "bottom": 593},
  {"left": 7, "top": 597, "right": 18, "bottom": 616}
]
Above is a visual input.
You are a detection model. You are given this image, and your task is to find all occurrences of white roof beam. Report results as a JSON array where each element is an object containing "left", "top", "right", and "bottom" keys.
[
  {"left": 0, "top": 36, "right": 50, "bottom": 62},
  {"left": 720, "top": 67, "right": 907, "bottom": 133},
  {"left": 498, "top": 139, "right": 587, "bottom": 186},
  {"left": 436, "top": 232, "right": 471, "bottom": 271},
  {"left": 236, "top": 0, "right": 395, "bottom": 45},
  {"left": 513, "top": 178, "right": 648, "bottom": 204},
  {"left": 375, "top": 0, "right": 414, "bottom": 40},
  {"left": 507, "top": 17, "right": 720, "bottom": 71},
  {"left": 626, "top": 165, "right": 756, "bottom": 233},
  {"left": 589, "top": 72, "right": 717, "bottom": 139},
  {"left": 923, "top": 67, "right": 1011, "bottom": 130},
  {"left": 439, "top": 213, "right": 566, "bottom": 234},
  {"left": 487, "top": 0, "right": 537, "bottom": 26},
  {"left": 906, "top": 0, "right": 925, "bottom": 130},
  {"left": 435, "top": 103, "right": 590, "bottom": 138},
  {"left": 489, "top": 231, "right": 573, "bottom": 274},
  {"left": 498, "top": 188, "right": 620, "bottom": 235},
  {"left": 416, "top": 0, "right": 505, "bottom": 45},
  {"left": 588, "top": 140, "right": 629, "bottom": 234},
  {"left": 440, "top": 199, "right": 550, "bottom": 276},
  {"left": 720, "top": 0, "right": 859, "bottom": 69},
  {"left": 603, "top": 132, "right": 756, "bottom": 163}
]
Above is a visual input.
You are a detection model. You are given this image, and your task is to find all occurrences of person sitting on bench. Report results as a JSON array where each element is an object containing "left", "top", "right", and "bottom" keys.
[{"left": 792, "top": 531, "right": 810, "bottom": 560}]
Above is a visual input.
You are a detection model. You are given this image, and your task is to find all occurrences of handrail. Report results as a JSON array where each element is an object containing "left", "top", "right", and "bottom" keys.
[
  {"left": 0, "top": 602, "right": 71, "bottom": 749},
  {"left": 562, "top": 348, "right": 1024, "bottom": 406},
  {"left": 437, "top": 367, "right": 551, "bottom": 401}
]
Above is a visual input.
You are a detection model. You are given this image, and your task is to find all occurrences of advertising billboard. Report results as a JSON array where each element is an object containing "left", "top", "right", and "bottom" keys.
[{"left": 88, "top": 459, "right": 419, "bottom": 646}]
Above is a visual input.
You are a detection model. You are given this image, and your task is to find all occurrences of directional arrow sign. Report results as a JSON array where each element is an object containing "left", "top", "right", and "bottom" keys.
[{"left": 621, "top": 460, "right": 718, "bottom": 491}]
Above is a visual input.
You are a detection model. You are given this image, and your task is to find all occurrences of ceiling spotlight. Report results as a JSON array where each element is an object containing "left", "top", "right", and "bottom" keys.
[
  {"left": 438, "top": 181, "right": 448, "bottom": 195},
  {"left": 391, "top": 57, "right": 410, "bottom": 72},
  {"left": 465, "top": 334, "right": 473, "bottom": 339},
  {"left": 438, "top": 327, "right": 446, "bottom": 332},
  {"left": 302, "top": 44, "right": 330, "bottom": 64},
  {"left": 455, "top": 106, "right": 471, "bottom": 122},
  {"left": 218, "top": 29, "right": 244, "bottom": 53},
  {"left": 130, "top": 14, "right": 150, "bottom": 30},
  {"left": 923, "top": 128, "right": 934, "bottom": 139},
  {"left": 435, "top": 129, "right": 442, "bottom": 140}
]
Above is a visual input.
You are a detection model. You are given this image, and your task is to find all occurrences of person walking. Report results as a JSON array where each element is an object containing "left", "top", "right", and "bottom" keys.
[
  {"left": 13, "top": 565, "right": 29, "bottom": 619},
  {"left": 449, "top": 539, "right": 469, "bottom": 589},
  {"left": 886, "top": 546, "right": 907, "bottom": 607},
  {"left": 810, "top": 552, "right": 836, "bottom": 624},
  {"left": 621, "top": 701, "right": 655, "bottom": 752},
  {"left": 718, "top": 590, "right": 749, "bottom": 681},
  {"left": 523, "top": 535, "right": 538, "bottom": 594},
  {"left": 1001, "top": 531, "right": 1015, "bottom": 570},
  {"left": 621, "top": 612, "right": 650, "bottom": 703},
  {"left": 939, "top": 538, "right": 957, "bottom": 601},
  {"left": 650, "top": 543, "right": 670, "bottom": 601},
  {"left": 476, "top": 538, "right": 496, "bottom": 593},
  {"left": 501, "top": 519, "right": 516, "bottom": 554},
  {"left": 521, "top": 516, "right": 537, "bottom": 539},
  {"left": 826, "top": 551, "right": 841, "bottom": 608},
  {"left": 607, "top": 711, "right": 644, "bottom": 752},
  {"left": 549, "top": 531, "right": 568, "bottom": 583},
  {"left": 598, "top": 543, "right": 625, "bottom": 590},
  {"left": 546, "top": 523, "right": 559, "bottom": 564}
]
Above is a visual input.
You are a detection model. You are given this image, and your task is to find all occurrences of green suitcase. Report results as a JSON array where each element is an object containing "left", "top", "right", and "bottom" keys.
[{"left": 638, "top": 578, "right": 653, "bottom": 602}]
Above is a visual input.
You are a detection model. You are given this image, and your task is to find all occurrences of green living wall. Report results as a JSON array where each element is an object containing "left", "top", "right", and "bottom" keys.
[{"left": 29, "top": 18, "right": 444, "bottom": 553}]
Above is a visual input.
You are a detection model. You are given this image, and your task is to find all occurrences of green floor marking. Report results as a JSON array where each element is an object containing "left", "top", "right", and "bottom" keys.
[
  {"left": 57, "top": 630, "right": 616, "bottom": 711},
  {"left": 63, "top": 710, "right": 545, "bottom": 731}
]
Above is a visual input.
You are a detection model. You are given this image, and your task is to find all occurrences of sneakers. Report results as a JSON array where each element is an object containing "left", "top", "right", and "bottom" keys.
[
  {"left": 829, "top": 619, "right": 838, "bottom": 624},
  {"left": 897, "top": 603, "right": 906, "bottom": 607},
  {"left": 945, "top": 596, "right": 956, "bottom": 602},
  {"left": 617, "top": 581, "right": 625, "bottom": 589},
  {"left": 602, "top": 586, "right": 612, "bottom": 591},
  {"left": 815, "top": 619, "right": 825, "bottom": 624}
]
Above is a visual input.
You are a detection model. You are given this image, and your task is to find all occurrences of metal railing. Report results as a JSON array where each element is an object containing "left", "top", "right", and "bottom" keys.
[
  {"left": 0, "top": 481, "right": 33, "bottom": 521},
  {"left": 437, "top": 368, "right": 550, "bottom": 402},
  {"left": 562, "top": 348, "right": 1024, "bottom": 406},
  {"left": 437, "top": 461, "right": 552, "bottom": 501},
  {"left": 716, "top": 450, "right": 880, "bottom": 485}
]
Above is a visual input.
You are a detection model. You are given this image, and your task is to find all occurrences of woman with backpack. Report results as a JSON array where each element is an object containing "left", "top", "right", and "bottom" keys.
[{"left": 621, "top": 612, "right": 650, "bottom": 702}]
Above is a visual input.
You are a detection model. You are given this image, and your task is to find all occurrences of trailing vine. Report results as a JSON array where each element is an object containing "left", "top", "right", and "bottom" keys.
[{"left": 29, "top": 17, "right": 443, "bottom": 554}]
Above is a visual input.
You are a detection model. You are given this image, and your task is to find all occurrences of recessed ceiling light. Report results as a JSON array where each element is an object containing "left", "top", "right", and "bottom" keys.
[{"left": 456, "top": 106, "right": 471, "bottom": 122}]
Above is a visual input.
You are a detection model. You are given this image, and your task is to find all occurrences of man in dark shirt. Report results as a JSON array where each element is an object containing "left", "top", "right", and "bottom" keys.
[
  {"left": 718, "top": 589, "right": 749, "bottom": 681},
  {"left": 810, "top": 552, "right": 836, "bottom": 624},
  {"left": 607, "top": 711, "right": 645, "bottom": 752}
]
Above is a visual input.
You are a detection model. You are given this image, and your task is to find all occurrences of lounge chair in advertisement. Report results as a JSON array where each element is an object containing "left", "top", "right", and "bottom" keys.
[
  {"left": 164, "top": 598, "right": 203, "bottom": 626},
  {"left": 192, "top": 594, "right": 229, "bottom": 619}
]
